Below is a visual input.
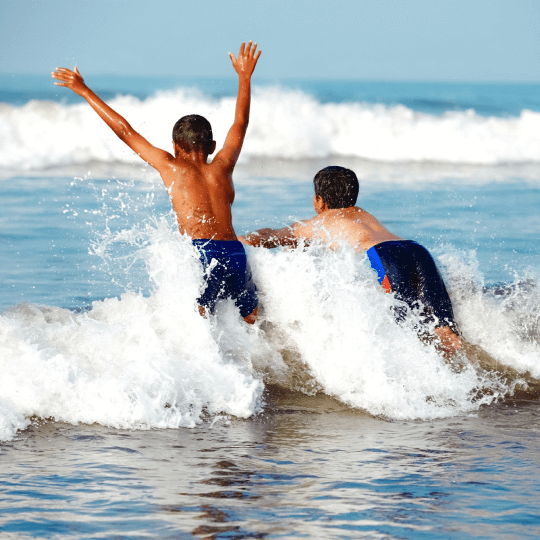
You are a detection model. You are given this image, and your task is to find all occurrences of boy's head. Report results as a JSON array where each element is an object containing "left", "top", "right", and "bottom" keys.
[
  {"left": 172, "top": 115, "right": 215, "bottom": 155},
  {"left": 313, "top": 166, "right": 359, "bottom": 209}
]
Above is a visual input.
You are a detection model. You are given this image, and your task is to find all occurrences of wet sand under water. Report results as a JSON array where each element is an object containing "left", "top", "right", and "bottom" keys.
[{"left": 1, "top": 387, "right": 539, "bottom": 539}]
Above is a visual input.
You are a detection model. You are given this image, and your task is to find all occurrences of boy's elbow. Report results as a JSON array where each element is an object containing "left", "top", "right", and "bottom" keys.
[
  {"left": 113, "top": 120, "right": 135, "bottom": 141},
  {"left": 117, "top": 128, "right": 132, "bottom": 141}
]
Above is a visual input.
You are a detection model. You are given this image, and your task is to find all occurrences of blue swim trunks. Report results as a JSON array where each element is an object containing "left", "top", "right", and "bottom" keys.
[
  {"left": 366, "top": 240, "right": 456, "bottom": 329},
  {"left": 192, "top": 239, "right": 258, "bottom": 318}
]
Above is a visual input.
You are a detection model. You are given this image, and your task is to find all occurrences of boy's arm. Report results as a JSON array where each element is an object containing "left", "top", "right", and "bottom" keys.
[
  {"left": 239, "top": 227, "right": 298, "bottom": 248},
  {"left": 212, "top": 42, "right": 261, "bottom": 171},
  {"left": 239, "top": 219, "right": 313, "bottom": 249},
  {"left": 52, "top": 67, "right": 172, "bottom": 170}
]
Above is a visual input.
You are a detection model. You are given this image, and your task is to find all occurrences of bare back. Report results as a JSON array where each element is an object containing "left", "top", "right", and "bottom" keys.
[
  {"left": 52, "top": 42, "right": 262, "bottom": 244},
  {"left": 295, "top": 206, "right": 402, "bottom": 252},
  {"left": 159, "top": 156, "right": 237, "bottom": 241}
]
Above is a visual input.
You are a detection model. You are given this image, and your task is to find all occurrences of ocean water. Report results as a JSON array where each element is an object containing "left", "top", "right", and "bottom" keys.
[{"left": 0, "top": 76, "right": 540, "bottom": 538}]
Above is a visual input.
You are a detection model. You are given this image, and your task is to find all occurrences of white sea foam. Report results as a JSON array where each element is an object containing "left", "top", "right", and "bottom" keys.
[
  {"left": 248, "top": 243, "right": 517, "bottom": 419},
  {"left": 439, "top": 246, "right": 540, "bottom": 380},
  {"left": 2, "top": 213, "right": 539, "bottom": 441},
  {"left": 0, "top": 225, "right": 271, "bottom": 442},
  {"left": 1, "top": 87, "right": 539, "bottom": 171}
]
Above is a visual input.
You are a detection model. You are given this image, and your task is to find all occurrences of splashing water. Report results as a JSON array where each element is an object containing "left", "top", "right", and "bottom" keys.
[{"left": 0, "top": 220, "right": 527, "bottom": 443}]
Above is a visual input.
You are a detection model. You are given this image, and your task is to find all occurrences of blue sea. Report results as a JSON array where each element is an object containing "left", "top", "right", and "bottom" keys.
[{"left": 0, "top": 75, "right": 540, "bottom": 538}]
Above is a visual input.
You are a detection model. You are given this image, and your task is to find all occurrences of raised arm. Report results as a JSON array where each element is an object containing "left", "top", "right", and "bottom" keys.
[
  {"left": 52, "top": 66, "right": 172, "bottom": 170},
  {"left": 213, "top": 42, "right": 261, "bottom": 170}
]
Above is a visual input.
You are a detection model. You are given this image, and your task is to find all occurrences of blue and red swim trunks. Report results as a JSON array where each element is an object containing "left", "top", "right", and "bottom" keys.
[
  {"left": 192, "top": 239, "right": 258, "bottom": 318},
  {"left": 366, "top": 240, "right": 456, "bottom": 329}
]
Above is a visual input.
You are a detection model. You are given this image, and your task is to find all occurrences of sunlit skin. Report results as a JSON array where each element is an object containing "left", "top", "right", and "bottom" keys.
[
  {"left": 240, "top": 195, "right": 462, "bottom": 354},
  {"left": 52, "top": 42, "right": 261, "bottom": 324}
]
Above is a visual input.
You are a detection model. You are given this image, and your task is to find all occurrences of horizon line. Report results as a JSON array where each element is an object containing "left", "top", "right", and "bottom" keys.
[{"left": 1, "top": 72, "right": 539, "bottom": 86}]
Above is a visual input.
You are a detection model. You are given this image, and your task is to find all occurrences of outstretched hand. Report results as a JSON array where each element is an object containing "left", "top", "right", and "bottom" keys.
[
  {"left": 228, "top": 41, "right": 261, "bottom": 78},
  {"left": 51, "top": 66, "right": 88, "bottom": 96}
]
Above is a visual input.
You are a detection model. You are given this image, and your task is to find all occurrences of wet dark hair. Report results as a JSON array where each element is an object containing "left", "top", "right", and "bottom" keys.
[
  {"left": 313, "top": 166, "right": 359, "bottom": 209},
  {"left": 172, "top": 114, "right": 213, "bottom": 155}
]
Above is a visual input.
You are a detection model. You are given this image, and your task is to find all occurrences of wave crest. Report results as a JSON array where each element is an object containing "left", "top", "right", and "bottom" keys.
[{"left": 1, "top": 87, "right": 539, "bottom": 170}]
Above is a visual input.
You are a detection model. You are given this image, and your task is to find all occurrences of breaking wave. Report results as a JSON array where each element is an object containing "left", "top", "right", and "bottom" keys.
[
  {"left": 2, "top": 213, "right": 539, "bottom": 441},
  {"left": 1, "top": 86, "right": 539, "bottom": 170}
]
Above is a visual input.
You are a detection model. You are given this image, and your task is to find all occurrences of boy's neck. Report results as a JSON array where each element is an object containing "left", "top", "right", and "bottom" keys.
[
  {"left": 318, "top": 206, "right": 361, "bottom": 217},
  {"left": 174, "top": 146, "right": 209, "bottom": 164}
]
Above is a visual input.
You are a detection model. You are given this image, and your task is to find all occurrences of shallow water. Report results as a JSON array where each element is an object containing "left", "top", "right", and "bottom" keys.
[
  {"left": 2, "top": 163, "right": 540, "bottom": 311},
  {"left": 2, "top": 390, "right": 540, "bottom": 539}
]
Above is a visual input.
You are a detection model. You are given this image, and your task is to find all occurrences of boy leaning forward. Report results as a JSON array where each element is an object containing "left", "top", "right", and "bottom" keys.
[
  {"left": 240, "top": 166, "right": 463, "bottom": 355},
  {"left": 53, "top": 42, "right": 261, "bottom": 324}
]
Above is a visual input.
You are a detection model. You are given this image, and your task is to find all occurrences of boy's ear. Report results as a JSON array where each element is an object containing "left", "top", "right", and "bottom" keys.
[
  {"left": 209, "top": 140, "right": 216, "bottom": 155},
  {"left": 314, "top": 194, "right": 327, "bottom": 214}
]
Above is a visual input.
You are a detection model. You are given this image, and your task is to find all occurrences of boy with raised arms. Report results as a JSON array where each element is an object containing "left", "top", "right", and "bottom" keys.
[
  {"left": 240, "top": 166, "right": 463, "bottom": 355},
  {"left": 53, "top": 42, "right": 261, "bottom": 324}
]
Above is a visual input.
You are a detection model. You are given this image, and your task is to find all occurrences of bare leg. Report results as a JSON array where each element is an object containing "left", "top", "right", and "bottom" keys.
[
  {"left": 434, "top": 326, "right": 462, "bottom": 356},
  {"left": 243, "top": 305, "right": 258, "bottom": 325}
]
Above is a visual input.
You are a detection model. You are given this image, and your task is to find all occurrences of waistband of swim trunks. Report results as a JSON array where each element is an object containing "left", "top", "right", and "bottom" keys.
[
  {"left": 370, "top": 239, "right": 419, "bottom": 255},
  {"left": 371, "top": 239, "right": 416, "bottom": 250},
  {"left": 192, "top": 239, "right": 246, "bottom": 255}
]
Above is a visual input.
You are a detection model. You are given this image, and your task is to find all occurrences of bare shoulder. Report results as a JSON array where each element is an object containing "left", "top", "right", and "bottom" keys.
[
  {"left": 348, "top": 206, "right": 372, "bottom": 220},
  {"left": 210, "top": 146, "right": 239, "bottom": 173},
  {"left": 207, "top": 156, "right": 231, "bottom": 174},
  {"left": 357, "top": 207, "right": 392, "bottom": 231},
  {"left": 155, "top": 155, "right": 193, "bottom": 188},
  {"left": 293, "top": 215, "right": 320, "bottom": 238},
  {"left": 342, "top": 207, "right": 383, "bottom": 229},
  {"left": 150, "top": 149, "right": 176, "bottom": 171}
]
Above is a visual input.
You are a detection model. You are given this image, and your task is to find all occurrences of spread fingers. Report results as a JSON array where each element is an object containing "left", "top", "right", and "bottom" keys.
[
  {"left": 54, "top": 67, "right": 74, "bottom": 74},
  {"left": 51, "top": 72, "right": 70, "bottom": 81}
]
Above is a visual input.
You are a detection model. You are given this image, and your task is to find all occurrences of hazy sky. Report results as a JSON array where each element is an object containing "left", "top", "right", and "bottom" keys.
[{"left": 1, "top": 0, "right": 539, "bottom": 82}]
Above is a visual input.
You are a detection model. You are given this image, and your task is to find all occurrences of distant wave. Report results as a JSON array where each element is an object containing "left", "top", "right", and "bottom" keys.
[{"left": 1, "top": 87, "right": 539, "bottom": 170}]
